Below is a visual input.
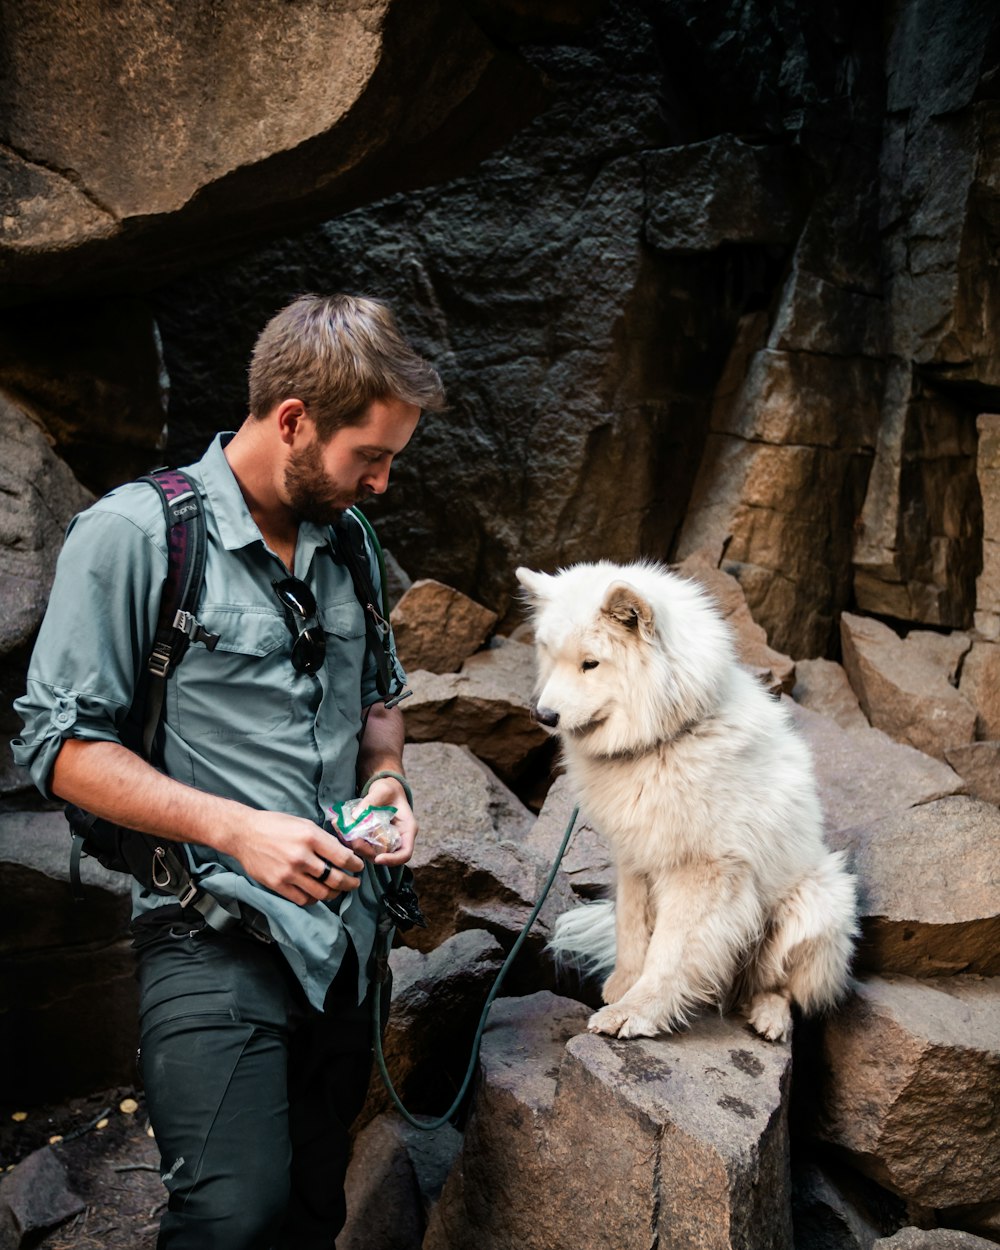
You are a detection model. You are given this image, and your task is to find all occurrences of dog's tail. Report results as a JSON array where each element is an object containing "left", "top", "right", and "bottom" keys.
[{"left": 549, "top": 899, "right": 617, "bottom": 978}]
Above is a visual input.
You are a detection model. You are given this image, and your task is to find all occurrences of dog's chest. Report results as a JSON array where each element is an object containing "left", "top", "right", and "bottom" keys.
[{"left": 566, "top": 746, "right": 718, "bottom": 872}]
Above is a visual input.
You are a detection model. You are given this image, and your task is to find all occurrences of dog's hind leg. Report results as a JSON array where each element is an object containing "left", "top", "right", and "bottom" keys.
[{"left": 747, "top": 851, "right": 858, "bottom": 1040}]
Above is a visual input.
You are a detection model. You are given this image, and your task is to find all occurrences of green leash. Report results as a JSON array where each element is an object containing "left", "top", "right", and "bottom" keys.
[{"left": 368, "top": 803, "right": 580, "bottom": 1132}]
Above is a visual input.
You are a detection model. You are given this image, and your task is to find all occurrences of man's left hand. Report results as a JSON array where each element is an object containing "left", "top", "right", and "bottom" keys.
[{"left": 364, "top": 775, "right": 417, "bottom": 867}]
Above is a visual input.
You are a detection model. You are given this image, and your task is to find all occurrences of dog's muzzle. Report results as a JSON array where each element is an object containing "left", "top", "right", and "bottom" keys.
[{"left": 530, "top": 703, "right": 560, "bottom": 729}]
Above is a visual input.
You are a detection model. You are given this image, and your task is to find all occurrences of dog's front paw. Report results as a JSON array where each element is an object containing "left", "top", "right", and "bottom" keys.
[
  {"left": 745, "top": 992, "right": 792, "bottom": 1043},
  {"left": 587, "top": 1001, "right": 662, "bottom": 1039},
  {"left": 601, "top": 968, "right": 640, "bottom": 1004}
]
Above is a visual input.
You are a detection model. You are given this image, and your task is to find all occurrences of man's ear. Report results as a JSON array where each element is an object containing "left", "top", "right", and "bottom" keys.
[
  {"left": 601, "top": 582, "right": 655, "bottom": 641},
  {"left": 275, "top": 399, "right": 309, "bottom": 446},
  {"left": 515, "top": 567, "right": 555, "bottom": 603}
]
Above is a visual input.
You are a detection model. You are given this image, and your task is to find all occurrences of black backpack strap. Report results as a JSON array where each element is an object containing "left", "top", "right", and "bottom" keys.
[
  {"left": 334, "top": 510, "right": 410, "bottom": 709},
  {"left": 137, "top": 470, "right": 219, "bottom": 758}
]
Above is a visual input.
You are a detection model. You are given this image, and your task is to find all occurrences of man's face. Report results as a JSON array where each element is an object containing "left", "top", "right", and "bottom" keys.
[{"left": 283, "top": 397, "right": 421, "bottom": 525}]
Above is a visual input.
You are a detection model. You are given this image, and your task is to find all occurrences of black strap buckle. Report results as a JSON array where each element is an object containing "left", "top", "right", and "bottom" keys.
[{"left": 380, "top": 878, "right": 427, "bottom": 932}]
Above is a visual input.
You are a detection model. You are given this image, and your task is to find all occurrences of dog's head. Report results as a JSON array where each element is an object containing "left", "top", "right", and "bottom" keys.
[{"left": 516, "top": 561, "right": 734, "bottom": 757}]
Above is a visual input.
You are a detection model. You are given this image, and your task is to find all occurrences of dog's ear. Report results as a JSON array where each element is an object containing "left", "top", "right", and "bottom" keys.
[
  {"left": 601, "top": 582, "right": 655, "bottom": 640},
  {"left": 516, "top": 567, "right": 553, "bottom": 602}
]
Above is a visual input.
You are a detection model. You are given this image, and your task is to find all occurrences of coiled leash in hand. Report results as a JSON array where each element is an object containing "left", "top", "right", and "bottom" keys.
[{"left": 360, "top": 774, "right": 580, "bottom": 1133}]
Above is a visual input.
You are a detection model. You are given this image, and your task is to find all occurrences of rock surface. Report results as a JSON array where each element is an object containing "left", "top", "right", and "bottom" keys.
[
  {"left": 944, "top": 742, "right": 1000, "bottom": 807},
  {"left": 817, "top": 975, "right": 1000, "bottom": 1208},
  {"left": 358, "top": 928, "right": 504, "bottom": 1129},
  {"left": 0, "top": 1146, "right": 85, "bottom": 1247},
  {"left": 0, "top": 0, "right": 547, "bottom": 298},
  {"left": 426, "top": 991, "right": 793, "bottom": 1250},
  {"left": 403, "top": 640, "right": 552, "bottom": 786},
  {"left": 390, "top": 579, "right": 497, "bottom": 673},
  {"left": 0, "top": 396, "right": 94, "bottom": 657},
  {"left": 400, "top": 742, "right": 571, "bottom": 963},
  {"left": 339, "top": 1114, "right": 461, "bottom": 1250},
  {"left": 524, "top": 771, "right": 614, "bottom": 899},
  {"left": 975, "top": 415, "right": 1000, "bottom": 640},
  {"left": 0, "top": 810, "right": 131, "bottom": 956},
  {"left": 839, "top": 614, "right": 975, "bottom": 761},
  {"left": 792, "top": 658, "right": 870, "bottom": 733},
  {"left": 959, "top": 641, "right": 1000, "bottom": 740},
  {"left": 833, "top": 797, "right": 1000, "bottom": 977},
  {"left": 874, "top": 1233, "right": 1000, "bottom": 1250}
]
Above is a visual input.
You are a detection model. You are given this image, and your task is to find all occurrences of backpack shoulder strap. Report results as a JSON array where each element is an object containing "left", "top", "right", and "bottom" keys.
[
  {"left": 137, "top": 469, "right": 219, "bottom": 758},
  {"left": 335, "top": 509, "right": 409, "bottom": 708}
]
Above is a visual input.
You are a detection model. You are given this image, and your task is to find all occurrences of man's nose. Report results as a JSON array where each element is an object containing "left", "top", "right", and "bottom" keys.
[{"left": 363, "top": 464, "right": 392, "bottom": 495}]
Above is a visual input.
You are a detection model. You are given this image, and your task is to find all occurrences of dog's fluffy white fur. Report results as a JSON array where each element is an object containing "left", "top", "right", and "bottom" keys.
[{"left": 517, "top": 560, "right": 857, "bottom": 1042}]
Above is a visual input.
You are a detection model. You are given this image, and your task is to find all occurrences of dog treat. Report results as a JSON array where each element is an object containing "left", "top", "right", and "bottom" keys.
[{"left": 328, "top": 798, "right": 401, "bottom": 854}]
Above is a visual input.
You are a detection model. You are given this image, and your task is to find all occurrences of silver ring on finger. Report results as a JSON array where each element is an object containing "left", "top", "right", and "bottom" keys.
[{"left": 316, "top": 859, "right": 333, "bottom": 885}]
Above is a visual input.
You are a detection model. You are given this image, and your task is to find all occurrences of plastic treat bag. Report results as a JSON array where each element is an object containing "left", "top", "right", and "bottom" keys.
[{"left": 328, "top": 798, "right": 401, "bottom": 854}]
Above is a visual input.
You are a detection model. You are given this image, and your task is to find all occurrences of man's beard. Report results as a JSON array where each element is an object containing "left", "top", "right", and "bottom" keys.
[{"left": 284, "top": 440, "right": 359, "bottom": 526}]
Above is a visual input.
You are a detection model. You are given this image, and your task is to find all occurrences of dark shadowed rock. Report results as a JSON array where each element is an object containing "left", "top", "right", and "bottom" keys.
[
  {"left": 791, "top": 1160, "right": 889, "bottom": 1250},
  {"left": 339, "top": 1113, "right": 461, "bottom": 1250},
  {"left": 835, "top": 797, "right": 1000, "bottom": 977},
  {"left": 0, "top": 810, "right": 131, "bottom": 956},
  {"left": 426, "top": 992, "right": 793, "bottom": 1250},
  {"left": 390, "top": 579, "right": 497, "bottom": 673},
  {"left": 357, "top": 928, "right": 504, "bottom": 1130},
  {"left": 817, "top": 975, "right": 1000, "bottom": 1208},
  {"left": 840, "top": 614, "right": 975, "bottom": 761},
  {"left": 0, "top": 1146, "right": 85, "bottom": 1247},
  {"left": 524, "top": 771, "right": 613, "bottom": 899}
]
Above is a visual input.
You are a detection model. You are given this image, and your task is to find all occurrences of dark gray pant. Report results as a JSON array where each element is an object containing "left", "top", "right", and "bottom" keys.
[{"left": 134, "top": 916, "right": 378, "bottom": 1250}]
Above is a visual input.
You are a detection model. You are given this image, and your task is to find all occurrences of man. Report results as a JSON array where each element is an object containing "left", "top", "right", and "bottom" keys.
[{"left": 13, "top": 294, "right": 446, "bottom": 1249}]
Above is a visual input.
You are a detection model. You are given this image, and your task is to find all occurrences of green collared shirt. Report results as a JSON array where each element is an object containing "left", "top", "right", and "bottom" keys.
[{"left": 13, "top": 433, "right": 403, "bottom": 1009}]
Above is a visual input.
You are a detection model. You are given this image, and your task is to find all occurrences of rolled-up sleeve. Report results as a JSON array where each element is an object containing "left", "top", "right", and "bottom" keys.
[{"left": 11, "top": 500, "right": 166, "bottom": 798}]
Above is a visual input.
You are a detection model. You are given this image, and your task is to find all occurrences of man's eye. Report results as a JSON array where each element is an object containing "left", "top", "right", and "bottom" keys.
[{"left": 582, "top": 660, "right": 599, "bottom": 671}]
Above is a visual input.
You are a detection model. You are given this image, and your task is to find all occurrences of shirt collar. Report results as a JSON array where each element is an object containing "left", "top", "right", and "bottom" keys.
[{"left": 194, "top": 432, "right": 332, "bottom": 564}]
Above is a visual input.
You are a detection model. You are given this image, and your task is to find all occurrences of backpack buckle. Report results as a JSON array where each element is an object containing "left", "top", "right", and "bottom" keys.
[{"left": 173, "top": 610, "right": 220, "bottom": 651}]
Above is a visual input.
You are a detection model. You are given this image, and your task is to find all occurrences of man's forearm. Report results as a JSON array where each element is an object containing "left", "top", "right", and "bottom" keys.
[
  {"left": 52, "top": 738, "right": 246, "bottom": 854},
  {"left": 357, "top": 702, "right": 405, "bottom": 784}
]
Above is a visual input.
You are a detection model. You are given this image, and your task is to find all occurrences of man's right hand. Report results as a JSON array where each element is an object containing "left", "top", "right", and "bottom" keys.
[{"left": 222, "top": 812, "right": 369, "bottom": 907}]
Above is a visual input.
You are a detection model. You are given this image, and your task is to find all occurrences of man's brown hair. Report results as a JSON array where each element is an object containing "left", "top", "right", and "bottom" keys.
[{"left": 248, "top": 294, "right": 445, "bottom": 438}]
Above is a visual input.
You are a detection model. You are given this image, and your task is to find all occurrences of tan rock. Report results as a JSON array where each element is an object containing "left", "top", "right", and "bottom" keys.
[
  {"left": 945, "top": 742, "right": 1000, "bottom": 806},
  {"left": 403, "top": 639, "right": 552, "bottom": 785},
  {"left": 840, "top": 613, "right": 976, "bottom": 760},
  {"left": 834, "top": 797, "right": 1000, "bottom": 976},
  {"left": 426, "top": 992, "right": 793, "bottom": 1250},
  {"left": 401, "top": 742, "right": 571, "bottom": 960},
  {"left": 785, "top": 701, "right": 965, "bottom": 837},
  {"left": 391, "top": 578, "right": 497, "bottom": 673},
  {"left": 960, "top": 640, "right": 1000, "bottom": 739},
  {"left": 792, "top": 657, "right": 870, "bottom": 732},
  {"left": 875, "top": 1232, "right": 1000, "bottom": 1250},
  {"left": 817, "top": 975, "right": 1000, "bottom": 1208},
  {"left": 675, "top": 548, "right": 796, "bottom": 693}
]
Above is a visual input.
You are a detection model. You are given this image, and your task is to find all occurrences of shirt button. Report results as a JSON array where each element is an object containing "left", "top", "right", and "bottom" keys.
[{"left": 54, "top": 711, "right": 72, "bottom": 726}]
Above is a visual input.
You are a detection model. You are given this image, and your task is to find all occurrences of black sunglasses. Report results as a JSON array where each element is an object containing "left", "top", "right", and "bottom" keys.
[{"left": 272, "top": 577, "right": 326, "bottom": 675}]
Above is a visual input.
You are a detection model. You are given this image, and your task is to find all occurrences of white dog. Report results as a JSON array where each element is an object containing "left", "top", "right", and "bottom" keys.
[{"left": 516, "top": 560, "right": 857, "bottom": 1042}]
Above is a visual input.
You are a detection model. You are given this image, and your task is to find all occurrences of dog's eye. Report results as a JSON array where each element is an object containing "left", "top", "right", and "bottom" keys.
[{"left": 581, "top": 659, "right": 599, "bottom": 671}]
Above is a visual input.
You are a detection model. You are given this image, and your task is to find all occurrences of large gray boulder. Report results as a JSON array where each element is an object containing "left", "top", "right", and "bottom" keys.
[
  {"left": 817, "top": 976, "right": 1000, "bottom": 1208},
  {"left": 426, "top": 992, "right": 793, "bottom": 1250}
]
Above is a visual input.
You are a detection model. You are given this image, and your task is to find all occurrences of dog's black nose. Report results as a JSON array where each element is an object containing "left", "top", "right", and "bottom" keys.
[{"left": 532, "top": 704, "right": 560, "bottom": 728}]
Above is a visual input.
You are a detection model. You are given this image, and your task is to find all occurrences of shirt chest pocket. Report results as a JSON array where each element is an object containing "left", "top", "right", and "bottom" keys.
[
  {"left": 318, "top": 598, "right": 367, "bottom": 725},
  {"left": 171, "top": 609, "right": 294, "bottom": 740}
]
